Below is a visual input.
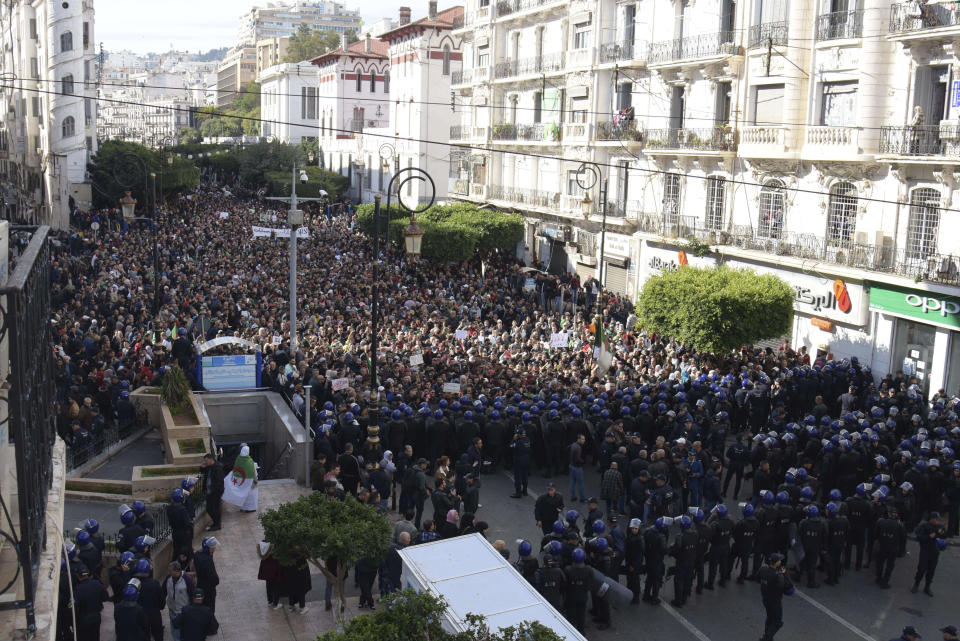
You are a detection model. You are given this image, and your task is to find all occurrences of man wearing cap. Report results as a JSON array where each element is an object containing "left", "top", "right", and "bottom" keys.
[
  {"left": 758, "top": 553, "right": 794, "bottom": 641},
  {"left": 889, "top": 626, "right": 922, "bottom": 641},
  {"left": 912, "top": 513, "right": 946, "bottom": 596},
  {"left": 535, "top": 483, "right": 565, "bottom": 535},
  {"left": 173, "top": 588, "right": 219, "bottom": 641},
  {"left": 941, "top": 626, "right": 958, "bottom": 641},
  {"left": 74, "top": 566, "right": 109, "bottom": 641},
  {"left": 625, "top": 518, "right": 644, "bottom": 604}
]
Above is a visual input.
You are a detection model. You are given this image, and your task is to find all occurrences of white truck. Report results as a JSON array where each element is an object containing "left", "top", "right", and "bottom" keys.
[{"left": 398, "top": 533, "right": 588, "bottom": 641}]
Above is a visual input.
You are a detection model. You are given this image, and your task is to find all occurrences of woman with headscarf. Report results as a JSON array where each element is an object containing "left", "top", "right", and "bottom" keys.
[
  {"left": 222, "top": 444, "right": 258, "bottom": 513},
  {"left": 440, "top": 509, "right": 459, "bottom": 539}
]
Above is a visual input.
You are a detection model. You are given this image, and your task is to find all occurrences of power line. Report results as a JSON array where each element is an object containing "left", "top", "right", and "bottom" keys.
[{"left": 8, "top": 81, "right": 954, "bottom": 214}]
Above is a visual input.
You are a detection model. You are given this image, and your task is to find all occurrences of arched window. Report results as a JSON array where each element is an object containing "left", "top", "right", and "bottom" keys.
[
  {"left": 442, "top": 44, "right": 451, "bottom": 75},
  {"left": 370, "top": 72, "right": 376, "bottom": 92},
  {"left": 758, "top": 179, "right": 785, "bottom": 239},
  {"left": 907, "top": 187, "right": 941, "bottom": 261},
  {"left": 61, "top": 74, "right": 74, "bottom": 95},
  {"left": 62, "top": 115, "right": 75, "bottom": 138},
  {"left": 60, "top": 31, "right": 73, "bottom": 52},
  {"left": 356, "top": 71, "right": 362, "bottom": 92},
  {"left": 826, "top": 181, "right": 857, "bottom": 247}
]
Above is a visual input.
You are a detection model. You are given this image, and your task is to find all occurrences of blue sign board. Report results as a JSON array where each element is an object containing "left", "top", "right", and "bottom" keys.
[
  {"left": 199, "top": 353, "right": 262, "bottom": 391},
  {"left": 952, "top": 80, "right": 960, "bottom": 109}
]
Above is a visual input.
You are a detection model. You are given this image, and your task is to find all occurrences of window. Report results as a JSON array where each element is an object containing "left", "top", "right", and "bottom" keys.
[
  {"left": 84, "top": 60, "right": 90, "bottom": 85},
  {"left": 533, "top": 91, "right": 542, "bottom": 123},
  {"left": 29, "top": 18, "right": 37, "bottom": 39},
  {"left": 616, "top": 160, "right": 630, "bottom": 213},
  {"left": 442, "top": 45, "right": 451, "bottom": 75},
  {"left": 826, "top": 181, "right": 857, "bottom": 247},
  {"left": 758, "top": 179, "right": 786, "bottom": 239},
  {"left": 574, "top": 22, "right": 591, "bottom": 49},
  {"left": 567, "top": 170, "right": 585, "bottom": 197},
  {"left": 407, "top": 158, "right": 413, "bottom": 196},
  {"left": 616, "top": 83, "right": 632, "bottom": 112},
  {"left": 356, "top": 72, "right": 362, "bottom": 92},
  {"left": 752, "top": 84, "right": 784, "bottom": 126},
  {"left": 384, "top": 72, "right": 389, "bottom": 93},
  {"left": 83, "top": 22, "right": 90, "bottom": 48},
  {"left": 906, "top": 187, "right": 941, "bottom": 261},
  {"left": 370, "top": 73, "right": 376, "bottom": 92},
  {"left": 715, "top": 81, "right": 732, "bottom": 125},
  {"left": 706, "top": 176, "right": 726, "bottom": 231},
  {"left": 30, "top": 57, "right": 38, "bottom": 79},
  {"left": 301, "top": 87, "right": 317, "bottom": 120},
  {"left": 663, "top": 172, "right": 681, "bottom": 217},
  {"left": 477, "top": 44, "right": 489, "bottom": 68},
  {"left": 86, "top": 136, "right": 93, "bottom": 152},
  {"left": 31, "top": 97, "right": 39, "bottom": 117},
  {"left": 62, "top": 116, "right": 75, "bottom": 138},
  {"left": 61, "top": 74, "right": 74, "bottom": 95},
  {"left": 85, "top": 98, "right": 92, "bottom": 125},
  {"left": 570, "top": 95, "right": 588, "bottom": 123},
  {"left": 60, "top": 31, "right": 73, "bottom": 52},
  {"left": 820, "top": 80, "right": 858, "bottom": 126}
]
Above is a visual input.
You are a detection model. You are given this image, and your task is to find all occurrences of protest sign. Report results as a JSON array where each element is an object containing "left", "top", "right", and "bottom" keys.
[
  {"left": 442, "top": 382, "right": 461, "bottom": 394},
  {"left": 410, "top": 354, "right": 424, "bottom": 366},
  {"left": 331, "top": 377, "right": 350, "bottom": 392}
]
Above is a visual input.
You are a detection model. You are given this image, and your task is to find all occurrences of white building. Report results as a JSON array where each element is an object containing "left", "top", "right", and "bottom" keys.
[
  {"left": 260, "top": 62, "right": 321, "bottom": 144},
  {"left": 321, "top": 3, "right": 463, "bottom": 204},
  {"left": 238, "top": 1, "right": 363, "bottom": 46},
  {"left": 450, "top": 0, "right": 960, "bottom": 397},
  {"left": 0, "top": 0, "right": 97, "bottom": 227}
]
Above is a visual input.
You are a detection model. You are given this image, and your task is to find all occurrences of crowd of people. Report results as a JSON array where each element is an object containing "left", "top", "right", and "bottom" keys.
[{"left": 49, "top": 181, "right": 960, "bottom": 641}]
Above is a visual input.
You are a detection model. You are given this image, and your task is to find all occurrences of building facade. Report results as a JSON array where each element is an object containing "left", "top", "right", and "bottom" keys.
[
  {"left": 0, "top": 0, "right": 97, "bottom": 228},
  {"left": 238, "top": 1, "right": 363, "bottom": 46},
  {"left": 450, "top": 0, "right": 960, "bottom": 397},
  {"left": 217, "top": 46, "right": 257, "bottom": 107},
  {"left": 256, "top": 36, "right": 292, "bottom": 80},
  {"left": 260, "top": 62, "right": 321, "bottom": 144}
]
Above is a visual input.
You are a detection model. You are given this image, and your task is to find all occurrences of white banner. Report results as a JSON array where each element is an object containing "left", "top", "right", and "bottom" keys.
[
  {"left": 455, "top": 329, "right": 468, "bottom": 340},
  {"left": 252, "top": 225, "right": 310, "bottom": 239},
  {"left": 332, "top": 377, "right": 350, "bottom": 391},
  {"left": 409, "top": 354, "right": 424, "bottom": 366},
  {"left": 442, "top": 382, "right": 461, "bottom": 393},
  {"left": 550, "top": 332, "right": 569, "bottom": 348}
]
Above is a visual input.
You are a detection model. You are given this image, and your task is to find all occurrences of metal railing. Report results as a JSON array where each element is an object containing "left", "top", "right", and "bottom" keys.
[
  {"left": 648, "top": 31, "right": 738, "bottom": 65},
  {"left": 450, "top": 125, "right": 469, "bottom": 141},
  {"left": 879, "top": 125, "right": 945, "bottom": 156},
  {"left": 495, "top": 0, "right": 564, "bottom": 17},
  {"left": 65, "top": 409, "right": 152, "bottom": 472},
  {"left": 748, "top": 21, "right": 789, "bottom": 48},
  {"left": 816, "top": 10, "right": 864, "bottom": 40},
  {"left": 451, "top": 179, "right": 469, "bottom": 195},
  {"left": 491, "top": 122, "right": 558, "bottom": 142},
  {"left": 645, "top": 127, "right": 737, "bottom": 151},
  {"left": 596, "top": 119, "right": 644, "bottom": 142},
  {"left": 488, "top": 184, "right": 560, "bottom": 208},
  {"left": 598, "top": 41, "right": 646, "bottom": 64},
  {"left": 0, "top": 226, "right": 57, "bottom": 632},
  {"left": 451, "top": 69, "right": 472, "bottom": 85},
  {"left": 889, "top": 1, "right": 960, "bottom": 34},
  {"left": 494, "top": 52, "right": 564, "bottom": 79}
]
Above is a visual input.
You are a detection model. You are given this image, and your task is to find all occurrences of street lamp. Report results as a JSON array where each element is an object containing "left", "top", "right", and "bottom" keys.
[
  {"left": 120, "top": 191, "right": 137, "bottom": 221},
  {"left": 576, "top": 161, "right": 608, "bottom": 343},
  {"left": 370, "top": 166, "right": 436, "bottom": 398}
]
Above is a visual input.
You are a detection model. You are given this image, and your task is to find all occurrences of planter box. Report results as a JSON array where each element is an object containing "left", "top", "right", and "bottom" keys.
[
  {"left": 132, "top": 463, "right": 204, "bottom": 501},
  {"left": 130, "top": 388, "right": 162, "bottom": 429},
  {"left": 158, "top": 393, "right": 213, "bottom": 466}
]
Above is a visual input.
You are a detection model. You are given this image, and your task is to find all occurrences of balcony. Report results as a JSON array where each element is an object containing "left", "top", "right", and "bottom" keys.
[
  {"left": 451, "top": 69, "right": 472, "bottom": 85},
  {"left": 748, "top": 21, "right": 788, "bottom": 48},
  {"left": 490, "top": 122, "right": 559, "bottom": 143},
  {"left": 450, "top": 125, "right": 469, "bottom": 141},
  {"left": 644, "top": 127, "right": 738, "bottom": 153},
  {"left": 598, "top": 40, "right": 647, "bottom": 66},
  {"left": 803, "top": 125, "right": 864, "bottom": 158},
  {"left": 595, "top": 119, "right": 644, "bottom": 142},
  {"left": 451, "top": 178, "right": 469, "bottom": 195},
  {"left": 815, "top": 10, "right": 864, "bottom": 41},
  {"left": 647, "top": 31, "right": 740, "bottom": 67},
  {"left": 470, "top": 183, "right": 488, "bottom": 198},
  {"left": 493, "top": 52, "right": 564, "bottom": 79},
  {"left": 565, "top": 47, "right": 594, "bottom": 69},
  {"left": 562, "top": 121, "right": 590, "bottom": 143},
  {"left": 488, "top": 184, "right": 560, "bottom": 208},
  {"left": 877, "top": 124, "right": 960, "bottom": 158},
  {"left": 495, "top": 0, "right": 566, "bottom": 19},
  {"left": 739, "top": 125, "right": 795, "bottom": 157},
  {"left": 889, "top": 2, "right": 960, "bottom": 37}
]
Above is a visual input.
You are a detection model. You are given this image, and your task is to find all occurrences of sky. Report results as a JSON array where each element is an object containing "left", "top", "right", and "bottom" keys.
[{"left": 95, "top": 0, "right": 432, "bottom": 56}]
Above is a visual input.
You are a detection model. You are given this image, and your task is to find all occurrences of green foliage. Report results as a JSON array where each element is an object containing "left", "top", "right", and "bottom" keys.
[
  {"left": 178, "top": 127, "right": 202, "bottom": 145},
  {"left": 635, "top": 265, "right": 794, "bottom": 354},
  {"left": 316, "top": 590, "right": 566, "bottom": 641},
  {"left": 355, "top": 203, "right": 523, "bottom": 262},
  {"left": 88, "top": 140, "right": 199, "bottom": 209},
  {"left": 265, "top": 167, "right": 349, "bottom": 199},
  {"left": 194, "top": 83, "right": 261, "bottom": 138},
  {"left": 160, "top": 364, "right": 192, "bottom": 410},
  {"left": 260, "top": 493, "right": 391, "bottom": 571},
  {"left": 284, "top": 24, "right": 342, "bottom": 63},
  {"left": 679, "top": 236, "right": 714, "bottom": 258}
]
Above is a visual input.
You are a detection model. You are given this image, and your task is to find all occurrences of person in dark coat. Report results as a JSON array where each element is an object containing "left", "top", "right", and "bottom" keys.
[
  {"left": 114, "top": 580, "right": 150, "bottom": 641},
  {"left": 356, "top": 554, "right": 379, "bottom": 609},
  {"left": 284, "top": 556, "right": 313, "bottom": 614},
  {"left": 192, "top": 537, "right": 220, "bottom": 613},
  {"left": 257, "top": 541, "right": 283, "bottom": 608},
  {"left": 758, "top": 553, "right": 794, "bottom": 641},
  {"left": 173, "top": 589, "right": 219, "bottom": 641},
  {"left": 73, "top": 566, "right": 109, "bottom": 641},
  {"left": 134, "top": 560, "right": 165, "bottom": 641},
  {"left": 201, "top": 454, "right": 224, "bottom": 531}
]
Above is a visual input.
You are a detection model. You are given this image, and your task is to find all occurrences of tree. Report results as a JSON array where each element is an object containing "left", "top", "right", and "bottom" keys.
[
  {"left": 259, "top": 494, "right": 391, "bottom": 618},
  {"left": 283, "top": 24, "right": 342, "bottom": 63},
  {"left": 87, "top": 140, "right": 199, "bottom": 209},
  {"left": 317, "top": 590, "right": 566, "bottom": 641},
  {"left": 178, "top": 127, "right": 202, "bottom": 145},
  {"left": 635, "top": 265, "right": 794, "bottom": 354}
]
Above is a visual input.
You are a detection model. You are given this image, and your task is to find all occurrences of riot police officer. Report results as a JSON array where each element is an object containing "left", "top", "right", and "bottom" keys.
[
  {"left": 670, "top": 515, "right": 698, "bottom": 607},
  {"left": 758, "top": 553, "right": 794, "bottom": 641},
  {"left": 534, "top": 553, "right": 566, "bottom": 611},
  {"left": 563, "top": 548, "right": 592, "bottom": 632},
  {"left": 798, "top": 505, "right": 827, "bottom": 588},
  {"left": 912, "top": 512, "right": 946, "bottom": 596},
  {"left": 824, "top": 502, "right": 849, "bottom": 586},
  {"left": 734, "top": 503, "right": 760, "bottom": 584},
  {"left": 643, "top": 517, "right": 670, "bottom": 604},
  {"left": 874, "top": 507, "right": 906, "bottom": 589},
  {"left": 706, "top": 504, "right": 734, "bottom": 589}
]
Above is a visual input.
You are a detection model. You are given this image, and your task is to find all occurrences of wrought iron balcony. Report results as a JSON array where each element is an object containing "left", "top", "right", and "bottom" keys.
[
  {"left": 493, "top": 52, "right": 564, "bottom": 79},
  {"left": 598, "top": 41, "right": 646, "bottom": 64},
  {"left": 488, "top": 184, "right": 560, "bottom": 208},
  {"left": 595, "top": 119, "right": 643, "bottom": 142},
  {"left": 816, "top": 10, "right": 864, "bottom": 41},
  {"left": 878, "top": 125, "right": 945, "bottom": 156},
  {"left": 491, "top": 122, "right": 558, "bottom": 142},
  {"left": 748, "top": 21, "right": 788, "bottom": 48},
  {"left": 647, "top": 31, "right": 738, "bottom": 65},
  {"left": 890, "top": 1, "right": 960, "bottom": 34},
  {"left": 451, "top": 68, "right": 472, "bottom": 85},
  {"left": 450, "top": 125, "right": 469, "bottom": 141},
  {"left": 644, "top": 127, "right": 737, "bottom": 152}
]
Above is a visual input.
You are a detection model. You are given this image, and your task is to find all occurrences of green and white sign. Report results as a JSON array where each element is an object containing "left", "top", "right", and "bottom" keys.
[{"left": 868, "top": 282, "right": 960, "bottom": 330}]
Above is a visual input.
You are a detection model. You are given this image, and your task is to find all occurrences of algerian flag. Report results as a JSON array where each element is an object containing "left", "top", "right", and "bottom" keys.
[{"left": 222, "top": 445, "right": 257, "bottom": 508}]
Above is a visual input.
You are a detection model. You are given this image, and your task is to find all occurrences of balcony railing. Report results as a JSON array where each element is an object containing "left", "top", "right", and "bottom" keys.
[
  {"left": 645, "top": 127, "right": 737, "bottom": 152},
  {"left": 495, "top": 0, "right": 563, "bottom": 18},
  {"left": 450, "top": 125, "right": 469, "bottom": 141},
  {"left": 566, "top": 47, "right": 594, "bottom": 68},
  {"left": 491, "top": 122, "right": 558, "bottom": 142},
  {"left": 494, "top": 52, "right": 564, "bottom": 79},
  {"left": 451, "top": 68, "right": 472, "bottom": 85},
  {"left": 598, "top": 41, "right": 646, "bottom": 64},
  {"left": 489, "top": 184, "right": 560, "bottom": 208},
  {"left": 805, "top": 125, "right": 860, "bottom": 152},
  {"left": 816, "top": 10, "right": 864, "bottom": 40},
  {"left": 890, "top": 1, "right": 960, "bottom": 34},
  {"left": 648, "top": 31, "right": 738, "bottom": 65},
  {"left": 748, "top": 21, "right": 789, "bottom": 48},
  {"left": 451, "top": 178, "right": 469, "bottom": 195},
  {"left": 596, "top": 119, "right": 644, "bottom": 142},
  {"left": 878, "top": 125, "right": 946, "bottom": 156},
  {"left": 562, "top": 122, "right": 589, "bottom": 140},
  {"left": 741, "top": 125, "right": 788, "bottom": 146}
]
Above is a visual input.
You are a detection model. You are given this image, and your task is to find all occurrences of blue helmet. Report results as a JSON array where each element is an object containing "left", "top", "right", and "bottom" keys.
[
  {"left": 715, "top": 504, "right": 728, "bottom": 517},
  {"left": 324, "top": 401, "right": 334, "bottom": 411},
  {"left": 691, "top": 508, "right": 705, "bottom": 523},
  {"left": 201, "top": 536, "right": 219, "bottom": 551},
  {"left": 566, "top": 510, "right": 579, "bottom": 524},
  {"left": 800, "top": 487, "right": 814, "bottom": 501},
  {"left": 936, "top": 538, "right": 948, "bottom": 551},
  {"left": 825, "top": 502, "right": 839, "bottom": 516},
  {"left": 135, "top": 559, "right": 152, "bottom": 576},
  {"left": 592, "top": 520, "right": 606, "bottom": 535},
  {"left": 595, "top": 537, "right": 609, "bottom": 552},
  {"left": 122, "top": 583, "right": 140, "bottom": 601},
  {"left": 134, "top": 535, "right": 154, "bottom": 553},
  {"left": 434, "top": 410, "right": 444, "bottom": 419},
  {"left": 621, "top": 406, "right": 631, "bottom": 416},
  {"left": 132, "top": 500, "right": 146, "bottom": 516},
  {"left": 181, "top": 477, "right": 197, "bottom": 491},
  {"left": 679, "top": 515, "right": 693, "bottom": 530},
  {"left": 522, "top": 412, "right": 531, "bottom": 422},
  {"left": 120, "top": 509, "right": 136, "bottom": 525},
  {"left": 760, "top": 490, "right": 775, "bottom": 505},
  {"left": 855, "top": 483, "right": 869, "bottom": 497},
  {"left": 829, "top": 489, "right": 842, "bottom": 502},
  {"left": 518, "top": 540, "right": 532, "bottom": 557},
  {"left": 345, "top": 411, "right": 355, "bottom": 421},
  {"left": 571, "top": 408, "right": 582, "bottom": 418},
  {"left": 76, "top": 530, "right": 91, "bottom": 547},
  {"left": 776, "top": 491, "right": 789, "bottom": 505},
  {"left": 465, "top": 410, "right": 474, "bottom": 420},
  {"left": 64, "top": 541, "right": 77, "bottom": 559},
  {"left": 655, "top": 517, "right": 670, "bottom": 531},
  {"left": 572, "top": 548, "right": 586, "bottom": 563},
  {"left": 82, "top": 518, "right": 99, "bottom": 535},
  {"left": 742, "top": 504, "right": 755, "bottom": 517},
  {"left": 549, "top": 541, "right": 563, "bottom": 556},
  {"left": 120, "top": 551, "right": 135, "bottom": 566},
  {"left": 171, "top": 488, "right": 185, "bottom": 503},
  {"left": 491, "top": 410, "right": 501, "bottom": 420},
  {"left": 392, "top": 410, "right": 402, "bottom": 420},
  {"left": 805, "top": 505, "right": 819, "bottom": 518},
  {"left": 553, "top": 520, "right": 565, "bottom": 535},
  {"left": 549, "top": 409, "right": 559, "bottom": 419}
]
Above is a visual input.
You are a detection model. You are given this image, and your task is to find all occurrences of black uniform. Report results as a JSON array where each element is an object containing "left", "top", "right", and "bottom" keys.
[
  {"left": 74, "top": 577, "right": 109, "bottom": 641},
  {"left": 166, "top": 502, "right": 193, "bottom": 557},
  {"left": 670, "top": 529, "right": 698, "bottom": 607},
  {"left": 734, "top": 515, "right": 759, "bottom": 583},
  {"left": 825, "top": 514, "right": 849, "bottom": 585},
  {"left": 753, "top": 505, "right": 778, "bottom": 579},
  {"left": 534, "top": 564, "right": 566, "bottom": 611},
  {"left": 117, "top": 523, "right": 146, "bottom": 553},
  {"left": 77, "top": 543, "right": 103, "bottom": 580},
  {"left": 137, "top": 575, "right": 165, "bottom": 641},
  {"left": 798, "top": 516, "right": 827, "bottom": 588},
  {"left": 912, "top": 519, "right": 944, "bottom": 594},
  {"left": 173, "top": 602, "right": 220, "bottom": 641},
  {"left": 114, "top": 600, "right": 149, "bottom": 641},
  {"left": 873, "top": 515, "right": 906, "bottom": 588},
  {"left": 192, "top": 550, "right": 219, "bottom": 613},
  {"left": 563, "top": 562, "right": 592, "bottom": 632},
  {"left": 758, "top": 563, "right": 794, "bottom": 641},
  {"left": 643, "top": 526, "right": 668, "bottom": 603},
  {"left": 707, "top": 515, "right": 734, "bottom": 588},
  {"left": 844, "top": 495, "right": 870, "bottom": 570},
  {"left": 203, "top": 462, "right": 225, "bottom": 529},
  {"left": 624, "top": 528, "right": 644, "bottom": 602}
]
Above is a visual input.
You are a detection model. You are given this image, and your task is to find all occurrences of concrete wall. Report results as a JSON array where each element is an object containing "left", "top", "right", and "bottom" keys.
[{"left": 197, "top": 392, "right": 309, "bottom": 485}]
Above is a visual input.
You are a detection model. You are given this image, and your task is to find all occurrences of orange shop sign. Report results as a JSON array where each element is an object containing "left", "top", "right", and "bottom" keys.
[{"left": 811, "top": 317, "right": 834, "bottom": 332}]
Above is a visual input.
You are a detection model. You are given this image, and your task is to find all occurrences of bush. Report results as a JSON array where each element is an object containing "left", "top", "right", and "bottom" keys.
[
  {"left": 355, "top": 203, "right": 523, "bottom": 262},
  {"left": 264, "top": 167, "right": 349, "bottom": 200},
  {"left": 635, "top": 265, "right": 794, "bottom": 354}
]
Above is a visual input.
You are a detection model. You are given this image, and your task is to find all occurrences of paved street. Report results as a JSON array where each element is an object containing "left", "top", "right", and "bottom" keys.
[{"left": 474, "top": 468, "right": 959, "bottom": 641}]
